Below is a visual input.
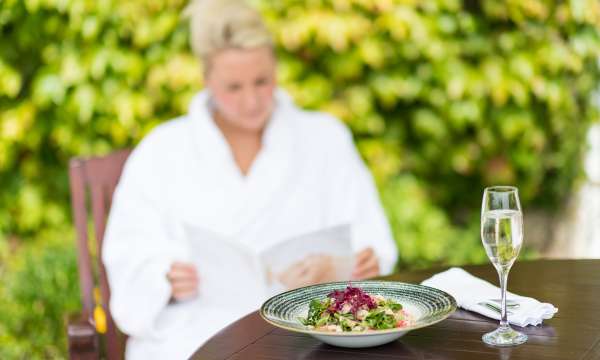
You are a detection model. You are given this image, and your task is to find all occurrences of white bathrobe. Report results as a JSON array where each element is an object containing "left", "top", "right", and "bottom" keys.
[{"left": 102, "top": 89, "right": 398, "bottom": 359}]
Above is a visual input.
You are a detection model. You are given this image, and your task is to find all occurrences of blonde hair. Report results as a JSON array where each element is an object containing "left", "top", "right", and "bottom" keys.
[{"left": 185, "top": 0, "right": 273, "bottom": 67}]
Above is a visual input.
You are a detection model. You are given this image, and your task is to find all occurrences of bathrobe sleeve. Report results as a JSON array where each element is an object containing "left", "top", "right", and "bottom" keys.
[
  {"left": 102, "top": 132, "right": 181, "bottom": 339},
  {"left": 322, "top": 117, "right": 399, "bottom": 275}
]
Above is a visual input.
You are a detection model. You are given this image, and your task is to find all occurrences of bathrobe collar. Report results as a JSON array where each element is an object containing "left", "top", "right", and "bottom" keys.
[{"left": 186, "top": 89, "right": 296, "bottom": 236}]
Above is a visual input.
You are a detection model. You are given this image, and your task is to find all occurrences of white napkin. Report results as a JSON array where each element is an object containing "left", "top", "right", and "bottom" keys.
[{"left": 421, "top": 267, "right": 558, "bottom": 327}]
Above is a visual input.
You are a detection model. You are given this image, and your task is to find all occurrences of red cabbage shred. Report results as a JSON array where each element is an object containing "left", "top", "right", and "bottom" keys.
[{"left": 327, "top": 285, "right": 377, "bottom": 316}]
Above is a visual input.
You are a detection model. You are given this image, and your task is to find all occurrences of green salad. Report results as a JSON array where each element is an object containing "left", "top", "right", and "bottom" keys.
[{"left": 299, "top": 285, "right": 411, "bottom": 332}]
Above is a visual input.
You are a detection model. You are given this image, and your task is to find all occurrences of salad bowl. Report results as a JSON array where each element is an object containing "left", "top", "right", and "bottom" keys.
[{"left": 259, "top": 280, "right": 456, "bottom": 348}]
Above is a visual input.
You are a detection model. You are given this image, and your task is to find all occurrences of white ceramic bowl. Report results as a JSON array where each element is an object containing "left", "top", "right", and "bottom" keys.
[{"left": 260, "top": 280, "right": 457, "bottom": 348}]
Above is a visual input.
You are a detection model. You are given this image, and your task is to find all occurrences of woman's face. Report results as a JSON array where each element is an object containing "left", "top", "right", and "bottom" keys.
[{"left": 206, "top": 46, "right": 276, "bottom": 133}]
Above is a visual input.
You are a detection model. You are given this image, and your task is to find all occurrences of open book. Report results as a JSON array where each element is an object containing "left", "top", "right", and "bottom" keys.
[{"left": 181, "top": 224, "right": 354, "bottom": 310}]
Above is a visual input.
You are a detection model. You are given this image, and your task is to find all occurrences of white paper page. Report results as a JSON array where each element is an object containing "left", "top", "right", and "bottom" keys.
[
  {"left": 181, "top": 224, "right": 267, "bottom": 313},
  {"left": 260, "top": 224, "right": 354, "bottom": 292}
]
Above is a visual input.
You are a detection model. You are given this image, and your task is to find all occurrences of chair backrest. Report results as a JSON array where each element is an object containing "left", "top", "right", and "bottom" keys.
[{"left": 69, "top": 149, "right": 132, "bottom": 360}]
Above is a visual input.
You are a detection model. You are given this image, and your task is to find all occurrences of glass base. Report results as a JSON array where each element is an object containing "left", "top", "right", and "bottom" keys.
[{"left": 482, "top": 325, "right": 527, "bottom": 347}]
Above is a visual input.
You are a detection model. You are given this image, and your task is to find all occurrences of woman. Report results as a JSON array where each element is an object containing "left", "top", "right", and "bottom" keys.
[{"left": 102, "top": 0, "right": 398, "bottom": 358}]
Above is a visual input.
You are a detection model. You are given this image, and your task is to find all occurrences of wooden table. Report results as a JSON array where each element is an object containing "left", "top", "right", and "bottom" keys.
[{"left": 191, "top": 259, "right": 600, "bottom": 360}]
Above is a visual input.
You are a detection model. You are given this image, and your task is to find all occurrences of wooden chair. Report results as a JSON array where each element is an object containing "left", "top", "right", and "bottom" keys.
[{"left": 67, "top": 149, "right": 132, "bottom": 360}]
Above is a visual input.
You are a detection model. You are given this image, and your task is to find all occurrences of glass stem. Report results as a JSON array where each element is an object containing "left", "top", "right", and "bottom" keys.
[{"left": 498, "top": 269, "right": 509, "bottom": 328}]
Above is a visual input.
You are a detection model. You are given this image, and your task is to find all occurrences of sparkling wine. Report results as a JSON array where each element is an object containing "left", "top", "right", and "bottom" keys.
[{"left": 481, "top": 209, "right": 523, "bottom": 271}]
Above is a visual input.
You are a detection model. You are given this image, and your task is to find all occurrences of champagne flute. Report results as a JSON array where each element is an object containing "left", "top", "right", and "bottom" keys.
[{"left": 480, "top": 186, "right": 527, "bottom": 346}]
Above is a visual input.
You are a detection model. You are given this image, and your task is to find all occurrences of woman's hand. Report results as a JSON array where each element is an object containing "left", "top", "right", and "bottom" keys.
[
  {"left": 277, "top": 254, "right": 335, "bottom": 290},
  {"left": 167, "top": 262, "right": 200, "bottom": 302},
  {"left": 352, "top": 247, "right": 380, "bottom": 280}
]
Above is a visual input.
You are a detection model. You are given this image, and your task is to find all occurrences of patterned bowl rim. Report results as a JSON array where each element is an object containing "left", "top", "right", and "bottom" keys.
[{"left": 259, "top": 280, "right": 457, "bottom": 337}]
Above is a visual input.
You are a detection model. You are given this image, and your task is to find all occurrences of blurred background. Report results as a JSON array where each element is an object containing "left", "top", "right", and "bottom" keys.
[{"left": 1, "top": 0, "right": 599, "bottom": 358}]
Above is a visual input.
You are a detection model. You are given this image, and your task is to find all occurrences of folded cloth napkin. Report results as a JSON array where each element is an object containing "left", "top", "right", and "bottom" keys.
[{"left": 421, "top": 267, "right": 558, "bottom": 327}]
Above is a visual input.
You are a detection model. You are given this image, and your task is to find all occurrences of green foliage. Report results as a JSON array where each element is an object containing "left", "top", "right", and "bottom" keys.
[
  {"left": 0, "top": 228, "right": 80, "bottom": 359},
  {"left": 0, "top": 0, "right": 599, "bottom": 357},
  {"left": 258, "top": 0, "right": 600, "bottom": 266},
  {"left": 382, "top": 175, "right": 487, "bottom": 269},
  {"left": 0, "top": 0, "right": 202, "bottom": 239}
]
